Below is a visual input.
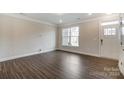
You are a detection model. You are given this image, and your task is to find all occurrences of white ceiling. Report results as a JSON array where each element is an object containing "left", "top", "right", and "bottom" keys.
[{"left": 20, "top": 13, "right": 106, "bottom": 25}]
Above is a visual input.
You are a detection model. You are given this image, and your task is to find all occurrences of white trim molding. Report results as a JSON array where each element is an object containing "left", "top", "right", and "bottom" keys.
[
  {"left": 0, "top": 49, "right": 56, "bottom": 62},
  {"left": 59, "top": 14, "right": 119, "bottom": 27},
  {"left": 57, "top": 48, "right": 99, "bottom": 57},
  {"left": 0, "top": 13, "right": 56, "bottom": 27},
  {"left": 56, "top": 48, "right": 118, "bottom": 60}
]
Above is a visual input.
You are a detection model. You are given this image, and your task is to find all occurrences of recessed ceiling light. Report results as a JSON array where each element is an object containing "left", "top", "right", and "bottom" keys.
[
  {"left": 88, "top": 13, "right": 92, "bottom": 15},
  {"left": 59, "top": 19, "right": 63, "bottom": 23}
]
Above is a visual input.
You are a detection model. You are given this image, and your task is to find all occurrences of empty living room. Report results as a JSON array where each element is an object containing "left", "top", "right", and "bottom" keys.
[
  {"left": 0, "top": 13, "right": 124, "bottom": 79},
  {"left": 1, "top": 0, "right": 124, "bottom": 93}
]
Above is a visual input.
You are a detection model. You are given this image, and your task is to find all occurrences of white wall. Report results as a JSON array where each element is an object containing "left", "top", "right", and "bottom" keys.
[
  {"left": 0, "top": 14, "right": 120, "bottom": 62},
  {"left": 57, "top": 20, "right": 100, "bottom": 56},
  {"left": 0, "top": 15, "right": 57, "bottom": 61},
  {"left": 57, "top": 15, "right": 120, "bottom": 58}
]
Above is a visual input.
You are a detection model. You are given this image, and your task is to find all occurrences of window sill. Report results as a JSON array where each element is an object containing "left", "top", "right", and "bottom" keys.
[{"left": 62, "top": 45, "right": 79, "bottom": 48}]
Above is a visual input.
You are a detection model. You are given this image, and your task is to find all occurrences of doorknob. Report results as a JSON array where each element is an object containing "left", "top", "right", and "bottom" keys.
[{"left": 101, "top": 39, "right": 103, "bottom": 45}]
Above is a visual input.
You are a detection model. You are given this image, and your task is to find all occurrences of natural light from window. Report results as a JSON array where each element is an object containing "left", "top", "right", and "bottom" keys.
[
  {"left": 101, "top": 21, "right": 119, "bottom": 26},
  {"left": 104, "top": 28, "right": 116, "bottom": 36},
  {"left": 122, "top": 27, "right": 124, "bottom": 35},
  {"left": 62, "top": 26, "right": 79, "bottom": 47}
]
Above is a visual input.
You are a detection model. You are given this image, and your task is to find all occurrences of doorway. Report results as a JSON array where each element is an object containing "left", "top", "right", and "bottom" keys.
[{"left": 100, "top": 20, "right": 120, "bottom": 59}]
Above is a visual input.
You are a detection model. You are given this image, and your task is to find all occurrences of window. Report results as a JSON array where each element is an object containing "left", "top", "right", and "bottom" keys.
[
  {"left": 62, "top": 26, "right": 79, "bottom": 47},
  {"left": 104, "top": 28, "right": 116, "bottom": 36},
  {"left": 122, "top": 27, "right": 124, "bottom": 45},
  {"left": 122, "top": 27, "right": 124, "bottom": 35},
  {"left": 101, "top": 21, "right": 119, "bottom": 26}
]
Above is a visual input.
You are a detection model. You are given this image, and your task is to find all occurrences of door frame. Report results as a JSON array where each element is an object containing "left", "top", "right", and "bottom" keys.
[{"left": 98, "top": 16, "right": 120, "bottom": 60}]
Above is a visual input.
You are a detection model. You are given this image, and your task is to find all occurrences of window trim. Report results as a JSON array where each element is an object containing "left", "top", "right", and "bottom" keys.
[
  {"left": 62, "top": 26, "right": 79, "bottom": 47},
  {"left": 103, "top": 27, "right": 116, "bottom": 36}
]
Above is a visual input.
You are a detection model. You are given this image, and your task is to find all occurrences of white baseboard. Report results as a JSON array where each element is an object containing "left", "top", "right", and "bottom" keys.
[
  {"left": 57, "top": 48, "right": 99, "bottom": 57},
  {"left": 0, "top": 48, "right": 118, "bottom": 62},
  {"left": 57, "top": 48, "right": 119, "bottom": 60},
  {"left": 0, "top": 48, "right": 56, "bottom": 62}
]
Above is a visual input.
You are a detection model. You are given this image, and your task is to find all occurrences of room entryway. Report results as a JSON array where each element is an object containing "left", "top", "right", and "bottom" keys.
[{"left": 100, "top": 20, "right": 120, "bottom": 59}]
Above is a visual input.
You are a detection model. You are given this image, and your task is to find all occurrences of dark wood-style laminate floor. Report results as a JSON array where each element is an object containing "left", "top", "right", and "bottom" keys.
[{"left": 0, "top": 50, "right": 123, "bottom": 79}]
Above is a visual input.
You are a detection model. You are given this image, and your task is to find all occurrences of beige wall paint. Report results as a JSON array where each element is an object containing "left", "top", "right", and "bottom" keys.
[
  {"left": 0, "top": 15, "right": 57, "bottom": 60},
  {"left": 0, "top": 14, "right": 119, "bottom": 61},
  {"left": 57, "top": 20, "right": 100, "bottom": 56},
  {"left": 57, "top": 15, "right": 120, "bottom": 57}
]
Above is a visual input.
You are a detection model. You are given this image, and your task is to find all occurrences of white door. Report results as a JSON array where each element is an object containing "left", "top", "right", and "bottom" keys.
[
  {"left": 100, "top": 23, "right": 120, "bottom": 59},
  {"left": 121, "top": 17, "right": 124, "bottom": 52}
]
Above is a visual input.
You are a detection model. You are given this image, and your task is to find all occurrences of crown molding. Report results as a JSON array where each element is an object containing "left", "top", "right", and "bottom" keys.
[
  {"left": 0, "top": 13, "right": 57, "bottom": 27},
  {"left": 58, "top": 14, "right": 119, "bottom": 27},
  {"left": 0, "top": 13, "right": 119, "bottom": 28}
]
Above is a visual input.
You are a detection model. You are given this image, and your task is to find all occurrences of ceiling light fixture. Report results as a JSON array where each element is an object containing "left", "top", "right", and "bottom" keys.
[
  {"left": 59, "top": 14, "right": 63, "bottom": 23},
  {"left": 88, "top": 13, "right": 92, "bottom": 15},
  {"left": 59, "top": 19, "right": 63, "bottom": 23}
]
